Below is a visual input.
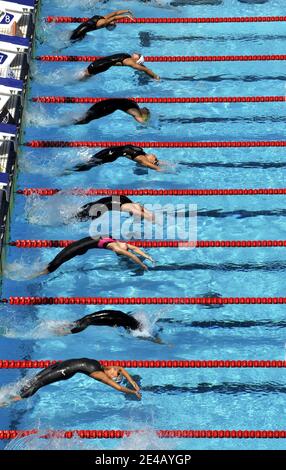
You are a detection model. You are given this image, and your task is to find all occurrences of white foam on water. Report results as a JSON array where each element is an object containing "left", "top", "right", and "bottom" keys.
[
  {"left": 24, "top": 193, "right": 86, "bottom": 226},
  {"left": 3, "top": 258, "right": 46, "bottom": 281}
]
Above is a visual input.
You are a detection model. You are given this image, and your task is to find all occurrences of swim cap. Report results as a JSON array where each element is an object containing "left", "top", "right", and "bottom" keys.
[
  {"left": 136, "top": 55, "right": 144, "bottom": 65},
  {"left": 106, "top": 23, "right": 116, "bottom": 31}
]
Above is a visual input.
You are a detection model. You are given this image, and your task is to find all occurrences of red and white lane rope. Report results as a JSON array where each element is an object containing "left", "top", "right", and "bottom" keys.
[
  {"left": 1, "top": 360, "right": 286, "bottom": 368},
  {"left": 16, "top": 188, "right": 286, "bottom": 196},
  {"left": 8, "top": 240, "right": 286, "bottom": 249},
  {"left": 25, "top": 140, "right": 286, "bottom": 148},
  {"left": 2, "top": 429, "right": 286, "bottom": 439},
  {"left": 45, "top": 16, "right": 286, "bottom": 24},
  {"left": 36, "top": 54, "right": 286, "bottom": 62},
  {"left": 32, "top": 96, "right": 286, "bottom": 104},
  {"left": 1, "top": 297, "right": 285, "bottom": 305}
]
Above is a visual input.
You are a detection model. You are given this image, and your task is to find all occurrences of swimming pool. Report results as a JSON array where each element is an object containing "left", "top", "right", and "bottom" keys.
[{"left": 1, "top": 0, "right": 286, "bottom": 451}]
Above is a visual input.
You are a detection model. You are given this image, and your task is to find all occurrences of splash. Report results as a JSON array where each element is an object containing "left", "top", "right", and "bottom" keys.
[
  {"left": 37, "top": 20, "right": 71, "bottom": 52},
  {"left": 117, "top": 428, "right": 171, "bottom": 451},
  {"left": 1, "top": 320, "right": 74, "bottom": 340},
  {"left": 132, "top": 307, "right": 168, "bottom": 340},
  {"left": 0, "top": 377, "right": 33, "bottom": 408},
  {"left": 31, "top": 63, "right": 83, "bottom": 86},
  {"left": 19, "top": 149, "right": 93, "bottom": 176},
  {"left": 24, "top": 193, "right": 87, "bottom": 226},
  {"left": 3, "top": 258, "right": 46, "bottom": 281},
  {"left": 4, "top": 428, "right": 171, "bottom": 451},
  {"left": 24, "top": 104, "right": 78, "bottom": 128}
]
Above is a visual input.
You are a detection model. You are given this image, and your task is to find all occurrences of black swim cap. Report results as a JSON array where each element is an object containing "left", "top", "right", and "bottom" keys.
[{"left": 106, "top": 23, "right": 117, "bottom": 31}]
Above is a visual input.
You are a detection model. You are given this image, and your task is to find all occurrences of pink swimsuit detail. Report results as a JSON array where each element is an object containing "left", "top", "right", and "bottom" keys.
[{"left": 97, "top": 237, "right": 116, "bottom": 249}]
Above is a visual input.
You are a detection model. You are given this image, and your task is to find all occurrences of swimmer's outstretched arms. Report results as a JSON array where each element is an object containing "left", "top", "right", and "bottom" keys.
[
  {"left": 7, "top": 358, "right": 141, "bottom": 404},
  {"left": 32, "top": 236, "right": 154, "bottom": 278},
  {"left": 70, "top": 10, "right": 134, "bottom": 42},
  {"left": 73, "top": 99, "right": 150, "bottom": 125},
  {"left": 67, "top": 145, "right": 162, "bottom": 173},
  {"left": 79, "top": 53, "right": 160, "bottom": 81}
]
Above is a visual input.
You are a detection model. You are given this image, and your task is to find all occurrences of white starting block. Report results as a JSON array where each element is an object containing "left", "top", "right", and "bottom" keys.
[
  {"left": 0, "top": 0, "right": 36, "bottom": 37},
  {"left": 0, "top": 47, "right": 28, "bottom": 80}
]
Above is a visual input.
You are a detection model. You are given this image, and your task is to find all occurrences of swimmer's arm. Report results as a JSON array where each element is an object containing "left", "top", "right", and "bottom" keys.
[
  {"left": 91, "top": 372, "right": 141, "bottom": 398},
  {"left": 118, "top": 367, "right": 140, "bottom": 391},
  {"left": 115, "top": 248, "right": 148, "bottom": 271},
  {"left": 130, "top": 63, "right": 160, "bottom": 80},
  {"left": 135, "top": 156, "right": 162, "bottom": 171},
  {"left": 127, "top": 245, "right": 154, "bottom": 263},
  {"left": 105, "top": 10, "right": 132, "bottom": 18}
]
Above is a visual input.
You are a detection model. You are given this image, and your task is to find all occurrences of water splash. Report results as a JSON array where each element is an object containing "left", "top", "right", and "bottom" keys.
[
  {"left": 24, "top": 193, "right": 87, "bottom": 226},
  {"left": 3, "top": 258, "right": 46, "bottom": 281},
  {"left": 1, "top": 320, "right": 74, "bottom": 340},
  {"left": 132, "top": 307, "right": 168, "bottom": 340},
  {"left": 19, "top": 149, "right": 93, "bottom": 176},
  {"left": 24, "top": 104, "right": 79, "bottom": 128},
  {"left": 37, "top": 20, "right": 71, "bottom": 51},
  {"left": 0, "top": 377, "right": 33, "bottom": 408},
  {"left": 4, "top": 428, "right": 171, "bottom": 450},
  {"left": 30, "top": 63, "right": 83, "bottom": 86}
]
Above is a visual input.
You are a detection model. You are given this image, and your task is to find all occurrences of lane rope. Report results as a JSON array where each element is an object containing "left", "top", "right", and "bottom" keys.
[
  {"left": 32, "top": 96, "right": 286, "bottom": 104},
  {"left": 25, "top": 140, "right": 286, "bottom": 148},
  {"left": 36, "top": 54, "right": 286, "bottom": 62},
  {"left": 8, "top": 240, "right": 286, "bottom": 249},
  {"left": 1, "top": 360, "right": 286, "bottom": 368},
  {"left": 45, "top": 16, "right": 286, "bottom": 24},
  {"left": 16, "top": 188, "right": 286, "bottom": 196},
  {"left": 2, "top": 429, "right": 286, "bottom": 439},
  {"left": 1, "top": 297, "right": 286, "bottom": 305}
]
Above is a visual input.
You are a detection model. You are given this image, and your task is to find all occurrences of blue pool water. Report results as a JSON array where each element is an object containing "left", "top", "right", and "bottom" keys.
[{"left": 1, "top": 0, "right": 286, "bottom": 450}]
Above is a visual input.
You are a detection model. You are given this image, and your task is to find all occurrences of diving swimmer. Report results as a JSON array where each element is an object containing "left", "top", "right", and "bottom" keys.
[
  {"left": 68, "top": 145, "right": 162, "bottom": 172},
  {"left": 74, "top": 195, "right": 155, "bottom": 223},
  {"left": 79, "top": 53, "right": 160, "bottom": 81},
  {"left": 74, "top": 99, "right": 150, "bottom": 125},
  {"left": 70, "top": 10, "right": 134, "bottom": 42},
  {"left": 9, "top": 358, "right": 141, "bottom": 402},
  {"left": 33, "top": 235, "right": 154, "bottom": 277},
  {"left": 69, "top": 310, "right": 142, "bottom": 334}
]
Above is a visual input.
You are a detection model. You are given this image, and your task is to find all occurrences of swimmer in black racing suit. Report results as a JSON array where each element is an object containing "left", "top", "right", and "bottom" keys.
[
  {"left": 74, "top": 99, "right": 150, "bottom": 125},
  {"left": 66, "top": 145, "right": 162, "bottom": 172},
  {"left": 74, "top": 195, "right": 155, "bottom": 223},
  {"left": 78, "top": 53, "right": 160, "bottom": 81},
  {"left": 6, "top": 358, "right": 141, "bottom": 403},
  {"left": 70, "top": 10, "right": 134, "bottom": 42},
  {"left": 30, "top": 235, "right": 154, "bottom": 278}
]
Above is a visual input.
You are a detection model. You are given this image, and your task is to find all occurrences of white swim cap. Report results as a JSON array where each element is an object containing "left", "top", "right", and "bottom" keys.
[{"left": 136, "top": 55, "right": 144, "bottom": 65}]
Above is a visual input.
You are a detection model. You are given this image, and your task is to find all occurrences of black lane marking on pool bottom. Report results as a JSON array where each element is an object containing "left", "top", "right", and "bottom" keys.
[
  {"left": 179, "top": 162, "right": 286, "bottom": 169},
  {"left": 151, "top": 262, "right": 286, "bottom": 272},
  {"left": 143, "top": 382, "right": 286, "bottom": 395},
  {"left": 139, "top": 33, "right": 286, "bottom": 43},
  {"left": 162, "top": 75, "right": 286, "bottom": 83},
  {"left": 158, "top": 117, "right": 286, "bottom": 125},
  {"left": 159, "top": 319, "right": 286, "bottom": 329}
]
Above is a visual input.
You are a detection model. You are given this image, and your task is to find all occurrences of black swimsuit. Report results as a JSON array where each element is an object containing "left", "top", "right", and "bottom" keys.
[
  {"left": 72, "top": 145, "right": 146, "bottom": 172},
  {"left": 87, "top": 53, "right": 131, "bottom": 76},
  {"left": 47, "top": 236, "right": 115, "bottom": 273},
  {"left": 75, "top": 99, "right": 139, "bottom": 125},
  {"left": 75, "top": 196, "right": 133, "bottom": 221},
  {"left": 71, "top": 310, "right": 141, "bottom": 334},
  {"left": 19, "top": 359, "right": 103, "bottom": 398},
  {"left": 70, "top": 15, "right": 104, "bottom": 42}
]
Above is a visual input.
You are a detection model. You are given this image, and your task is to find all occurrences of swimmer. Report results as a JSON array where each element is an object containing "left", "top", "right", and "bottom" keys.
[
  {"left": 33, "top": 235, "right": 154, "bottom": 277},
  {"left": 68, "top": 310, "right": 142, "bottom": 334},
  {"left": 70, "top": 10, "right": 134, "bottom": 42},
  {"left": 8, "top": 358, "right": 141, "bottom": 403},
  {"left": 79, "top": 53, "right": 160, "bottom": 81},
  {"left": 67, "top": 145, "right": 162, "bottom": 172},
  {"left": 74, "top": 99, "right": 150, "bottom": 125},
  {"left": 74, "top": 196, "right": 155, "bottom": 223}
]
